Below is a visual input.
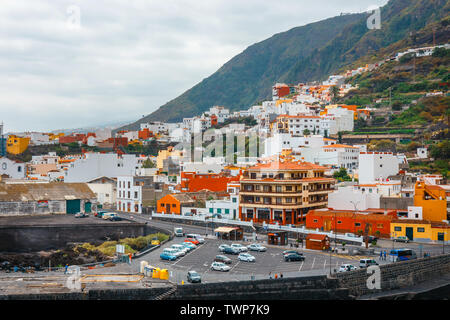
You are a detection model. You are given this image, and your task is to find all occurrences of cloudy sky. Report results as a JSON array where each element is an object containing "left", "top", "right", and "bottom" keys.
[{"left": 0, "top": 0, "right": 388, "bottom": 133}]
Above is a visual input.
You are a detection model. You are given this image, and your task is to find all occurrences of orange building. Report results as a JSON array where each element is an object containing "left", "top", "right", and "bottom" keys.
[
  {"left": 239, "top": 159, "right": 335, "bottom": 225},
  {"left": 414, "top": 181, "right": 448, "bottom": 222},
  {"left": 180, "top": 172, "right": 240, "bottom": 193},
  {"left": 157, "top": 194, "right": 195, "bottom": 215},
  {"left": 6, "top": 135, "right": 30, "bottom": 155},
  {"left": 138, "top": 128, "right": 153, "bottom": 140},
  {"left": 305, "top": 209, "right": 398, "bottom": 238}
]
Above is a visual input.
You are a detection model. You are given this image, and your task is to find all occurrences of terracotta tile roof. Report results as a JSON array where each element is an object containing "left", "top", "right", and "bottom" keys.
[{"left": 323, "top": 144, "right": 359, "bottom": 149}]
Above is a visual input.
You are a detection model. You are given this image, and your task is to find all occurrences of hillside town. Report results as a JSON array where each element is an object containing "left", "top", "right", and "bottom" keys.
[{"left": 1, "top": 43, "right": 449, "bottom": 247}]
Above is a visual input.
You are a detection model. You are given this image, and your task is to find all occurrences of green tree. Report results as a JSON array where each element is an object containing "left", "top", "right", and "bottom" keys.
[
  {"left": 330, "top": 85, "right": 339, "bottom": 104},
  {"left": 303, "top": 129, "right": 311, "bottom": 136},
  {"left": 142, "top": 158, "right": 156, "bottom": 168},
  {"left": 333, "top": 167, "right": 352, "bottom": 182}
]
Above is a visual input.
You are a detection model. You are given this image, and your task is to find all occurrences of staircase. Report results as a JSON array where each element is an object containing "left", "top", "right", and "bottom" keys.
[{"left": 153, "top": 285, "right": 177, "bottom": 300}]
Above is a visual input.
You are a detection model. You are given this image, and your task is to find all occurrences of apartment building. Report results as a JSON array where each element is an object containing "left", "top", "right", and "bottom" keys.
[{"left": 239, "top": 159, "right": 335, "bottom": 225}]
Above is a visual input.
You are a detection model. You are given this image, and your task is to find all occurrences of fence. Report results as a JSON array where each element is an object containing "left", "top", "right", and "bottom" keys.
[
  {"left": 262, "top": 222, "right": 364, "bottom": 245},
  {"left": 151, "top": 212, "right": 254, "bottom": 228}
]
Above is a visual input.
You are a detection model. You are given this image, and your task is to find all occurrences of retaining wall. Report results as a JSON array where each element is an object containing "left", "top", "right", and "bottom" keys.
[{"left": 335, "top": 253, "right": 450, "bottom": 297}]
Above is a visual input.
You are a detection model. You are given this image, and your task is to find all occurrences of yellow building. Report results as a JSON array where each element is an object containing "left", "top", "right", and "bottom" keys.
[
  {"left": 6, "top": 135, "right": 30, "bottom": 155},
  {"left": 414, "top": 182, "right": 448, "bottom": 222},
  {"left": 156, "top": 146, "right": 183, "bottom": 170},
  {"left": 390, "top": 220, "right": 449, "bottom": 243}
]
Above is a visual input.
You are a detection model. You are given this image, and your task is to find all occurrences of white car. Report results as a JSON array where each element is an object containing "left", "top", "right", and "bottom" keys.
[
  {"left": 171, "top": 244, "right": 189, "bottom": 255},
  {"left": 210, "top": 262, "right": 231, "bottom": 272},
  {"left": 238, "top": 253, "right": 255, "bottom": 262},
  {"left": 338, "top": 264, "right": 357, "bottom": 272},
  {"left": 231, "top": 243, "right": 248, "bottom": 252},
  {"left": 162, "top": 248, "right": 181, "bottom": 258},
  {"left": 247, "top": 243, "right": 267, "bottom": 252},
  {"left": 218, "top": 244, "right": 231, "bottom": 252}
]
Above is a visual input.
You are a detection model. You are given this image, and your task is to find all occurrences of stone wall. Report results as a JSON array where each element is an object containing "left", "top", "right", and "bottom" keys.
[
  {"left": 335, "top": 253, "right": 450, "bottom": 297},
  {"left": 0, "top": 222, "right": 146, "bottom": 252}
]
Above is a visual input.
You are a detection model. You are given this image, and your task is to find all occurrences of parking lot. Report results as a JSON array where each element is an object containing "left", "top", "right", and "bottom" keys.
[{"left": 137, "top": 236, "right": 385, "bottom": 283}]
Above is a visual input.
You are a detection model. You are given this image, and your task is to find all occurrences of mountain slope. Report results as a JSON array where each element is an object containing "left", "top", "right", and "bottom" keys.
[{"left": 120, "top": 0, "right": 449, "bottom": 131}]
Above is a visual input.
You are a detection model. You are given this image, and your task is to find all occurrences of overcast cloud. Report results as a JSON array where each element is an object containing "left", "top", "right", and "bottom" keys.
[{"left": 0, "top": 0, "right": 387, "bottom": 133}]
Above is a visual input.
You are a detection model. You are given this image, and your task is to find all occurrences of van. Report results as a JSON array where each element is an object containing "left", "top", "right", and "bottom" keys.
[
  {"left": 102, "top": 212, "right": 116, "bottom": 220},
  {"left": 359, "top": 259, "right": 379, "bottom": 268},
  {"left": 186, "top": 234, "right": 205, "bottom": 244},
  {"left": 174, "top": 227, "right": 184, "bottom": 237}
]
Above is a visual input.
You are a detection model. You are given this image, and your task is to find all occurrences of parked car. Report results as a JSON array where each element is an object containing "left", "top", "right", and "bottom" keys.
[
  {"left": 210, "top": 262, "right": 231, "bottom": 272},
  {"left": 151, "top": 237, "right": 161, "bottom": 245},
  {"left": 231, "top": 243, "right": 248, "bottom": 252},
  {"left": 284, "top": 252, "right": 305, "bottom": 262},
  {"left": 218, "top": 244, "right": 231, "bottom": 252},
  {"left": 94, "top": 210, "right": 107, "bottom": 218},
  {"left": 214, "top": 255, "right": 232, "bottom": 264},
  {"left": 160, "top": 251, "right": 177, "bottom": 261},
  {"left": 187, "top": 270, "right": 201, "bottom": 283},
  {"left": 359, "top": 259, "right": 379, "bottom": 268},
  {"left": 222, "top": 246, "right": 240, "bottom": 255},
  {"left": 186, "top": 234, "right": 205, "bottom": 244},
  {"left": 171, "top": 244, "right": 189, "bottom": 256},
  {"left": 74, "top": 212, "right": 89, "bottom": 218},
  {"left": 184, "top": 238, "right": 200, "bottom": 246},
  {"left": 393, "top": 236, "right": 409, "bottom": 243},
  {"left": 174, "top": 227, "right": 184, "bottom": 237},
  {"left": 282, "top": 250, "right": 303, "bottom": 256},
  {"left": 163, "top": 248, "right": 182, "bottom": 258},
  {"left": 109, "top": 215, "right": 122, "bottom": 221},
  {"left": 181, "top": 242, "right": 197, "bottom": 251},
  {"left": 338, "top": 264, "right": 357, "bottom": 272},
  {"left": 247, "top": 243, "right": 267, "bottom": 252},
  {"left": 238, "top": 253, "right": 255, "bottom": 262}
]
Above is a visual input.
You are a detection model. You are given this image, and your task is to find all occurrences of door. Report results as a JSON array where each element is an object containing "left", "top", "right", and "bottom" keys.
[
  {"left": 166, "top": 204, "right": 171, "bottom": 214},
  {"left": 84, "top": 202, "right": 92, "bottom": 213},
  {"left": 405, "top": 227, "right": 413, "bottom": 241},
  {"left": 66, "top": 199, "right": 81, "bottom": 214}
]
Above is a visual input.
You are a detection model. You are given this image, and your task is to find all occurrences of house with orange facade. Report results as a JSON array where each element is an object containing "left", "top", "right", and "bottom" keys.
[
  {"left": 305, "top": 209, "right": 398, "bottom": 238},
  {"left": 156, "top": 193, "right": 196, "bottom": 215}
]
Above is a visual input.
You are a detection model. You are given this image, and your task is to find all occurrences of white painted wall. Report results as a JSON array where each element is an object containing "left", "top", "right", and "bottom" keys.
[{"left": 358, "top": 152, "right": 399, "bottom": 184}]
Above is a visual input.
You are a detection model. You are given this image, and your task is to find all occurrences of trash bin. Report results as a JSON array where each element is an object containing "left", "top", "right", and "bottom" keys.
[
  {"left": 152, "top": 267, "right": 160, "bottom": 279},
  {"left": 140, "top": 261, "right": 148, "bottom": 274},
  {"left": 159, "top": 269, "right": 169, "bottom": 280}
]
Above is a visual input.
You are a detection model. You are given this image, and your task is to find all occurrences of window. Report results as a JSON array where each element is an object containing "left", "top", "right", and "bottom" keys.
[
  {"left": 337, "top": 221, "right": 342, "bottom": 224},
  {"left": 217, "top": 209, "right": 221, "bottom": 213},
  {"left": 394, "top": 226, "right": 402, "bottom": 231},
  {"left": 377, "top": 224, "right": 384, "bottom": 228},
  {"left": 232, "top": 197, "right": 237, "bottom": 203},
  {"left": 209, "top": 208, "right": 213, "bottom": 213},
  {"left": 355, "top": 223, "right": 361, "bottom": 227},
  {"left": 225, "top": 209, "right": 229, "bottom": 214},
  {"left": 134, "top": 192, "right": 138, "bottom": 199},
  {"left": 276, "top": 186, "right": 282, "bottom": 192},
  {"left": 313, "top": 219, "right": 318, "bottom": 223},
  {"left": 18, "top": 166, "right": 22, "bottom": 172},
  {"left": 172, "top": 204, "right": 176, "bottom": 208},
  {"left": 417, "top": 227, "right": 425, "bottom": 233},
  {"left": 286, "top": 198, "right": 292, "bottom": 203},
  {"left": 276, "top": 197, "right": 282, "bottom": 204},
  {"left": 255, "top": 197, "right": 260, "bottom": 202},
  {"left": 286, "top": 186, "right": 292, "bottom": 191}
]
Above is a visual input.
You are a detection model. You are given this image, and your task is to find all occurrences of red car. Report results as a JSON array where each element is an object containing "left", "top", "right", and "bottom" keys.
[{"left": 184, "top": 238, "right": 200, "bottom": 245}]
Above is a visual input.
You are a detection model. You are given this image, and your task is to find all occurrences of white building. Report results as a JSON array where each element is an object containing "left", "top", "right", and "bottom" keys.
[
  {"left": 87, "top": 176, "right": 117, "bottom": 208},
  {"left": 417, "top": 147, "right": 428, "bottom": 159},
  {"left": 358, "top": 152, "right": 399, "bottom": 184},
  {"left": 0, "top": 157, "right": 25, "bottom": 179},
  {"left": 328, "top": 186, "right": 380, "bottom": 211},
  {"left": 31, "top": 152, "right": 59, "bottom": 165},
  {"left": 206, "top": 182, "right": 240, "bottom": 220},
  {"left": 64, "top": 153, "right": 141, "bottom": 182},
  {"left": 116, "top": 176, "right": 142, "bottom": 213},
  {"left": 204, "top": 106, "right": 230, "bottom": 123}
]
